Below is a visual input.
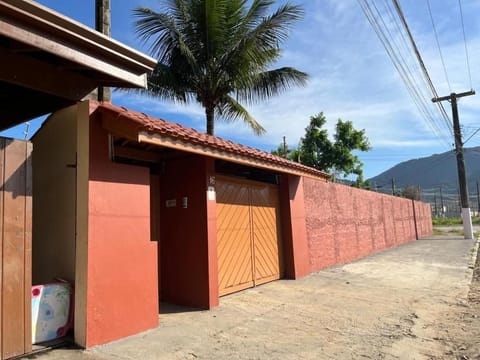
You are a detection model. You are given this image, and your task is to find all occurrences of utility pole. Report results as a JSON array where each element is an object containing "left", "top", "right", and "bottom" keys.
[
  {"left": 433, "top": 90, "right": 475, "bottom": 239},
  {"left": 95, "top": 0, "right": 111, "bottom": 102},
  {"left": 391, "top": 178, "right": 396, "bottom": 195},
  {"left": 477, "top": 179, "right": 480, "bottom": 215},
  {"left": 440, "top": 185, "right": 444, "bottom": 216},
  {"left": 282, "top": 136, "right": 287, "bottom": 158}
]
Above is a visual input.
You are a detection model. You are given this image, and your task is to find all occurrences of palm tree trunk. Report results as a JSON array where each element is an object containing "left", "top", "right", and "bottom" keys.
[{"left": 206, "top": 106, "right": 215, "bottom": 135}]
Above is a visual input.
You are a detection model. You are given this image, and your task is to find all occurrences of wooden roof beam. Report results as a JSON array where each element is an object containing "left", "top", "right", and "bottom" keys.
[
  {"left": 0, "top": 0, "right": 157, "bottom": 88},
  {"left": 113, "top": 145, "right": 162, "bottom": 164},
  {"left": 1, "top": 48, "right": 96, "bottom": 100},
  {"left": 101, "top": 113, "right": 141, "bottom": 141}
]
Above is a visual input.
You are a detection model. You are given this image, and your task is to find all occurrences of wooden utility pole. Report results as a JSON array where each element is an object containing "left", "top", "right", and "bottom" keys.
[
  {"left": 95, "top": 0, "right": 111, "bottom": 101},
  {"left": 432, "top": 90, "right": 475, "bottom": 239},
  {"left": 440, "top": 185, "right": 444, "bottom": 214},
  {"left": 477, "top": 179, "right": 480, "bottom": 215},
  {"left": 391, "top": 178, "right": 396, "bottom": 195}
]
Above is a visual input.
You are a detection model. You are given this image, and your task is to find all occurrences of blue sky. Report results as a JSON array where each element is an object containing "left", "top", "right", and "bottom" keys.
[{"left": 3, "top": 0, "right": 479, "bottom": 179}]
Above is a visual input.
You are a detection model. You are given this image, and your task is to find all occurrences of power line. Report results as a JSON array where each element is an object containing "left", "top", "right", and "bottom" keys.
[
  {"left": 458, "top": 0, "right": 473, "bottom": 89},
  {"left": 426, "top": 0, "right": 451, "bottom": 92},
  {"left": 464, "top": 127, "right": 480, "bottom": 145},
  {"left": 391, "top": 0, "right": 453, "bottom": 134},
  {"left": 357, "top": 0, "right": 453, "bottom": 148},
  {"left": 381, "top": 0, "right": 452, "bottom": 143}
]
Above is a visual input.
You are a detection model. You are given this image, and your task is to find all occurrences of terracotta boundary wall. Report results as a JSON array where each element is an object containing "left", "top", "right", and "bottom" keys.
[
  {"left": 413, "top": 200, "right": 433, "bottom": 238},
  {"left": 303, "top": 178, "right": 432, "bottom": 273}
]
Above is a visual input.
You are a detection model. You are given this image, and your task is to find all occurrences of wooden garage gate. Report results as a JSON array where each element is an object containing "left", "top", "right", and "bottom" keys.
[
  {"left": 216, "top": 177, "right": 283, "bottom": 296},
  {"left": 0, "top": 138, "right": 32, "bottom": 360}
]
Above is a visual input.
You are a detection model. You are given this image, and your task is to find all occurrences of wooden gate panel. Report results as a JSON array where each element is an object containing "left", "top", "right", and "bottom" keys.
[
  {"left": 216, "top": 181, "right": 253, "bottom": 296},
  {"left": 217, "top": 178, "right": 282, "bottom": 296},
  {"left": 1, "top": 139, "right": 32, "bottom": 360},
  {"left": 24, "top": 142, "right": 32, "bottom": 353},
  {"left": 252, "top": 185, "right": 281, "bottom": 285},
  {"left": 0, "top": 138, "right": 3, "bottom": 359}
]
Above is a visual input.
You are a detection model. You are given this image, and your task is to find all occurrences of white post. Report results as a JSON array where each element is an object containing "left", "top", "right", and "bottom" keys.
[{"left": 461, "top": 208, "right": 474, "bottom": 239}]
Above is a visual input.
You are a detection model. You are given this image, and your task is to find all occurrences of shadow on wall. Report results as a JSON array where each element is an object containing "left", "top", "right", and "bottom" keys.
[{"left": 0, "top": 138, "right": 32, "bottom": 198}]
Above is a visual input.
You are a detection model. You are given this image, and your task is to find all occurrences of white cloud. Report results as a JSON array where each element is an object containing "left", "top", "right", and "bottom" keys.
[{"left": 30, "top": 0, "right": 480, "bottom": 178}]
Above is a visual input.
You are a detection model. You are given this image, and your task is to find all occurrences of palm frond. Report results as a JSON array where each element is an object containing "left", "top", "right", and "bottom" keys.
[
  {"left": 224, "top": 2, "right": 303, "bottom": 72},
  {"left": 236, "top": 67, "right": 308, "bottom": 104},
  {"left": 218, "top": 95, "right": 266, "bottom": 135},
  {"left": 136, "top": 63, "right": 192, "bottom": 103},
  {"left": 133, "top": 7, "right": 197, "bottom": 69},
  {"left": 245, "top": 3, "right": 304, "bottom": 51},
  {"left": 219, "top": 2, "right": 304, "bottom": 76},
  {"left": 243, "top": 0, "right": 275, "bottom": 28}
]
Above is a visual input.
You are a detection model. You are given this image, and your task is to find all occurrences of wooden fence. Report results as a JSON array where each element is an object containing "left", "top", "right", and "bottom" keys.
[{"left": 0, "top": 138, "right": 32, "bottom": 359}]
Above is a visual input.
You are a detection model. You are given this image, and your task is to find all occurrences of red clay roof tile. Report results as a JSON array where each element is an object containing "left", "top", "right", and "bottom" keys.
[{"left": 95, "top": 101, "right": 330, "bottom": 180}]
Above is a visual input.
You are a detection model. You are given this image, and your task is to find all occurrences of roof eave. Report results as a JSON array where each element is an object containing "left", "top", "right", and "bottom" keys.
[
  {"left": 96, "top": 103, "right": 330, "bottom": 181},
  {"left": 137, "top": 131, "right": 327, "bottom": 180},
  {"left": 0, "top": 0, "right": 157, "bottom": 88}
]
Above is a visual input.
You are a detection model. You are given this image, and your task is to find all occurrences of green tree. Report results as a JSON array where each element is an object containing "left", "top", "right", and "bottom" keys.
[
  {"left": 295, "top": 112, "right": 371, "bottom": 183},
  {"left": 271, "top": 143, "right": 289, "bottom": 158},
  {"left": 271, "top": 137, "right": 291, "bottom": 158},
  {"left": 400, "top": 186, "right": 421, "bottom": 200},
  {"left": 133, "top": 0, "right": 308, "bottom": 135}
]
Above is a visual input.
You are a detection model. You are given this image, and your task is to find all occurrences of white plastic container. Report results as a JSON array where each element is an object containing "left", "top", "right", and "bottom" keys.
[{"left": 31, "top": 282, "right": 73, "bottom": 344}]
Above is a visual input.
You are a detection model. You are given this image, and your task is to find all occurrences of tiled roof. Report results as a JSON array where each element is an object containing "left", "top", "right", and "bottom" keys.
[{"left": 96, "top": 101, "right": 330, "bottom": 180}]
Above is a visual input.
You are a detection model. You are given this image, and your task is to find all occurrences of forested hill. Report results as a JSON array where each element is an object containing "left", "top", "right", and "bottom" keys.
[{"left": 368, "top": 147, "right": 480, "bottom": 196}]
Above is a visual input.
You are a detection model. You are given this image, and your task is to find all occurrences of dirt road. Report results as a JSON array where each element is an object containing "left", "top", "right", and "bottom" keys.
[{"left": 30, "top": 236, "right": 479, "bottom": 360}]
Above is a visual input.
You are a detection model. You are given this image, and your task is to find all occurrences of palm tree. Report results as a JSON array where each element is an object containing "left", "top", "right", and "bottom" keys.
[{"left": 133, "top": 0, "right": 308, "bottom": 135}]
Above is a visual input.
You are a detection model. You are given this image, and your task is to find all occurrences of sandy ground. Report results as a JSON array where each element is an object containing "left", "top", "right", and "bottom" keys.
[
  {"left": 28, "top": 235, "right": 480, "bottom": 360},
  {"left": 436, "top": 241, "right": 480, "bottom": 360}
]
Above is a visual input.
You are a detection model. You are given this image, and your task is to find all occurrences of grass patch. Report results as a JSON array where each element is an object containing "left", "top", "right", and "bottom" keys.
[
  {"left": 433, "top": 217, "right": 480, "bottom": 226},
  {"left": 433, "top": 228, "right": 464, "bottom": 236}
]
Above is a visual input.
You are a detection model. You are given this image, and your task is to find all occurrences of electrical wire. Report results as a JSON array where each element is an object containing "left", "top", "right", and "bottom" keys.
[
  {"left": 357, "top": 0, "right": 453, "bottom": 148},
  {"left": 390, "top": 0, "right": 453, "bottom": 134},
  {"left": 464, "top": 128, "right": 480, "bottom": 145},
  {"left": 382, "top": 0, "right": 452, "bottom": 141},
  {"left": 426, "top": 0, "right": 451, "bottom": 92},
  {"left": 458, "top": 0, "right": 473, "bottom": 90}
]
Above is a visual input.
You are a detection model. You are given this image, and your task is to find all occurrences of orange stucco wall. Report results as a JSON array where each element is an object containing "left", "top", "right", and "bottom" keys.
[
  {"left": 413, "top": 200, "right": 434, "bottom": 237},
  {"left": 85, "top": 116, "right": 158, "bottom": 347},
  {"left": 302, "top": 178, "right": 433, "bottom": 273},
  {"left": 280, "top": 174, "right": 310, "bottom": 279},
  {"left": 159, "top": 154, "right": 218, "bottom": 309}
]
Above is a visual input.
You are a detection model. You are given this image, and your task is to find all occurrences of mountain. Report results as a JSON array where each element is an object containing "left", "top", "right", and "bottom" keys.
[{"left": 368, "top": 147, "right": 480, "bottom": 215}]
